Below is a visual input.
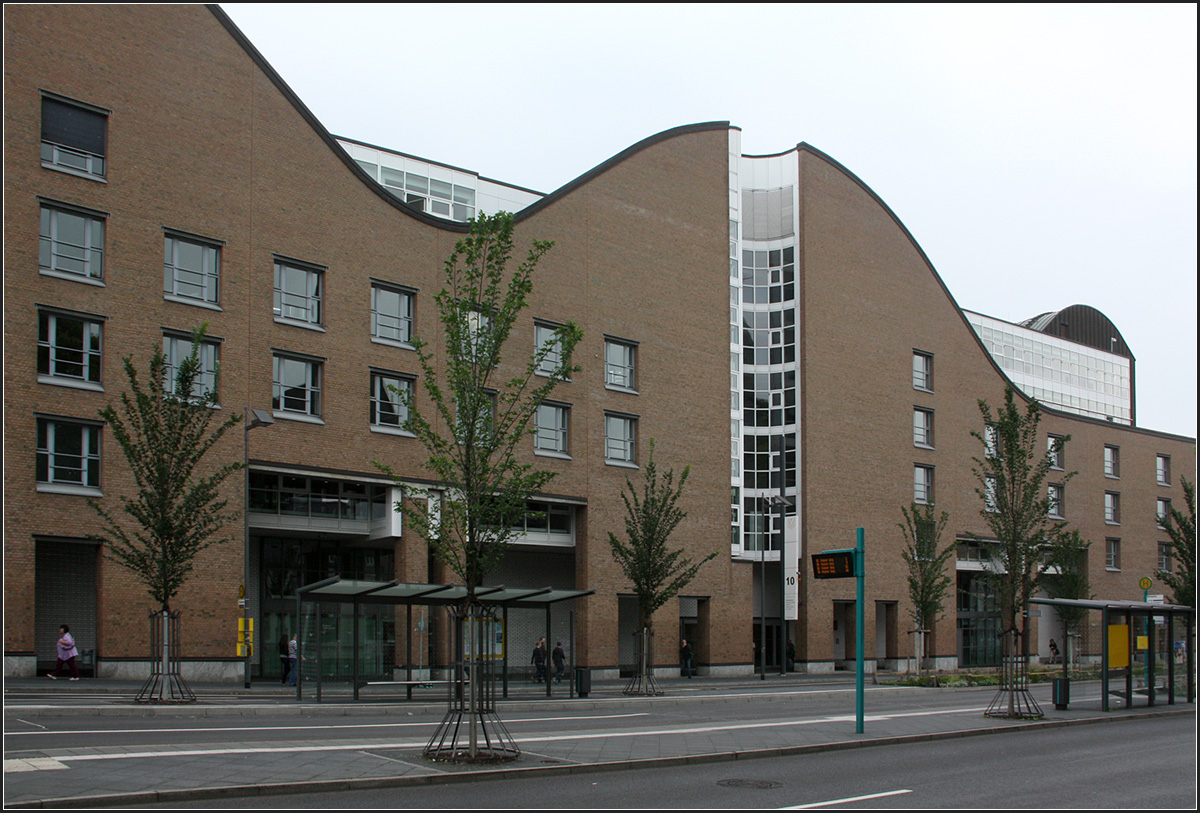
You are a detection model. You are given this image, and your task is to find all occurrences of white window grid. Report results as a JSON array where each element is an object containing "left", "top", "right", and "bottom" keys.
[
  {"left": 370, "top": 372, "right": 411, "bottom": 429},
  {"left": 605, "top": 413, "right": 637, "bottom": 463},
  {"left": 914, "top": 464, "right": 934, "bottom": 504},
  {"left": 162, "top": 334, "right": 219, "bottom": 401},
  {"left": 371, "top": 284, "right": 414, "bottom": 343},
  {"left": 36, "top": 418, "right": 101, "bottom": 488},
  {"left": 273, "top": 355, "right": 322, "bottom": 416},
  {"left": 38, "top": 311, "right": 102, "bottom": 384},
  {"left": 605, "top": 340, "right": 636, "bottom": 390},
  {"left": 535, "top": 403, "right": 569, "bottom": 454},
  {"left": 40, "top": 205, "right": 104, "bottom": 281},
  {"left": 274, "top": 262, "right": 322, "bottom": 324},
  {"left": 164, "top": 234, "right": 220, "bottom": 304}
]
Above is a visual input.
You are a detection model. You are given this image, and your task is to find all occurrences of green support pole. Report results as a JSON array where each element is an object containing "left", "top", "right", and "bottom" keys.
[{"left": 856, "top": 527, "right": 864, "bottom": 734}]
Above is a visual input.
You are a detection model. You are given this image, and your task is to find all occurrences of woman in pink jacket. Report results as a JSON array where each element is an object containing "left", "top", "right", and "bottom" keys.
[{"left": 47, "top": 624, "right": 80, "bottom": 680}]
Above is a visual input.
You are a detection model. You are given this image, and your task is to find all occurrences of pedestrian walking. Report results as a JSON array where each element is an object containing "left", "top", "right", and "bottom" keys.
[
  {"left": 47, "top": 624, "right": 80, "bottom": 681},
  {"left": 680, "top": 638, "right": 694, "bottom": 678},
  {"left": 1048, "top": 638, "right": 1060, "bottom": 664},
  {"left": 278, "top": 635, "right": 290, "bottom": 684},
  {"left": 552, "top": 641, "right": 567, "bottom": 683},
  {"left": 531, "top": 637, "right": 547, "bottom": 682}
]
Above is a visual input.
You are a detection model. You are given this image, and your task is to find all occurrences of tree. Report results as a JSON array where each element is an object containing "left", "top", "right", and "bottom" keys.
[
  {"left": 969, "top": 385, "right": 1073, "bottom": 718},
  {"left": 898, "top": 502, "right": 953, "bottom": 675},
  {"left": 88, "top": 325, "right": 243, "bottom": 702},
  {"left": 607, "top": 439, "right": 716, "bottom": 694},
  {"left": 1041, "top": 529, "right": 1093, "bottom": 661},
  {"left": 376, "top": 212, "right": 581, "bottom": 761},
  {"left": 1158, "top": 476, "right": 1196, "bottom": 610}
]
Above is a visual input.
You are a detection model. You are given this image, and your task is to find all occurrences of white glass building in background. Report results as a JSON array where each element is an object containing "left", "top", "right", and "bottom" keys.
[{"left": 964, "top": 310, "right": 1132, "bottom": 425}]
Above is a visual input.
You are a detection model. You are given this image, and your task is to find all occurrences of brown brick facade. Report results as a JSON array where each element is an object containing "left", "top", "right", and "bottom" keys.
[{"left": 4, "top": 5, "right": 1191, "bottom": 680}]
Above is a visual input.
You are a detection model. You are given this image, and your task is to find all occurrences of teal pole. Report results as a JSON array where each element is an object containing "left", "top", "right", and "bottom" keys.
[{"left": 856, "top": 527, "right": 864, "bottom": 734}]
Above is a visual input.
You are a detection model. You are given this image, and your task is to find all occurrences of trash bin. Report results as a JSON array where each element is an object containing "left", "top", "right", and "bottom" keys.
[
  {"left": 575, "top": 666, "right": 590, "bottom": 698},
  {"left": 1053, "top": 677, "right": 1070, "bottom": 710}
]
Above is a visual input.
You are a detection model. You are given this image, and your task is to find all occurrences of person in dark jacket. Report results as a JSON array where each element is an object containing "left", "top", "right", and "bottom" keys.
[
  {"left": 680, "top": 639, "right": 694, "bottom": 678},
  {"left": 531, "top": 637, "right": 547, "bottom": 682},
  {"left": 552, "top": 641, "right": 567, "bottom": 683}
]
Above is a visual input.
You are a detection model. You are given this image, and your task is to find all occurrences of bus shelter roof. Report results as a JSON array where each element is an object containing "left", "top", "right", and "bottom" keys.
[
  {"left": 1029, "top": 597, "right": 1194, "bottom": 614},
  {"left": 296, "top": 576, "right": 593, "bottom": 608}
]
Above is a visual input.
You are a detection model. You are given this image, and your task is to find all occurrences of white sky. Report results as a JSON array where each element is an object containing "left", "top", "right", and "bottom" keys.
[{"left": 222, "top": 3, "right": 1197, "bottom": 440}]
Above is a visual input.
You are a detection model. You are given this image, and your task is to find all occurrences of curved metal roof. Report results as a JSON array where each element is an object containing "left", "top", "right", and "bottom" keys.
[
  {"left": 296, "top": 577, "right": 593, "bottom": 608},
  {"left": 1017, "top": 304, "right": 1134, "bottom": 359}
]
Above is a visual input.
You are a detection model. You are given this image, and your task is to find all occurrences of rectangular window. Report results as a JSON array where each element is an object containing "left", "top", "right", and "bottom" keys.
[
  {"left": 535, "top": 402, "right": 570, "bottom": 455},
  {"left": 913, "top": 408, "right": 934, "bottom": 448},
  {"left": 41, "top": 94, "right": 107, "bottom": 178},
  {"left": 38, "top": 310, "right": 103, "bottom": 386},
  {"left": 984, "top": 475, "right": 998, "bottom": 512},
  {"left": 605, "top": 413, "right": 637, "bottom": 465},
  {"left": 1047, "top": 434, "right": 1065, "bottom": 470},
  {"left": 605, "top": 338, "right": 637, "bottom": 390},
  {"left": 1157, "top": 454, "right": 1171, "bottom": 486},
  {"left": 164, "top": 233, "right": 221, "bottom": 305},
  {"left": 912, "top": 350, "right": 933, "bottom": 391},
  {"left": 1105, "top": 491, "right": 1120, "bottom": 524},
  {"left": 36, "top": 417, "right": 101, "bottom": 491},
  {"left": 40, "top": 203, "right": 105, "bottom": 281},
  {"left": 1048, "top": 483, "right": 1064, "bottom": 518},
  {"left": 370, "top": 371, "right": 412, "bottom": 431},
  {"left": 272, "top": 354, "right": 322, "bottom": 418},
  {"left": 535, "top": 323, "right": 565, "bottom": 377},
  {"left": 1157, "top": 498, "right": 1171, "bottom": 529},
  {"left": 1104, "top": 445, "right": 1120, "bottom": 478},
  {"left": 914, "top": 464, "right": 934, "bottom": 505},
  {"left": 163, "top": 333, "right": 219, "bottom": 402},
  {"left": 984, "top": 423, "right": 999, "bottom": 458},
  {"left": 371, "top": 283, "right": 414, "bottom": 344},
  {"left": 1158, "top": 542, "right": 1172, "bottom": 573},
  {"left": 274, "top": 260, "right": 323, "bottom": 325},
  {"left": 1106, "top": 538, "right": 1121, "bottom": 570}
]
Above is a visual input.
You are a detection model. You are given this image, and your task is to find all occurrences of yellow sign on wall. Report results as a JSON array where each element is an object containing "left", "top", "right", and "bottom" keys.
[
  {"left": 236, "top": 617, "right": 255, "bottom": 657},
  {"left": 1108, "top": 624, "right": 1129, "bottom": 668}
]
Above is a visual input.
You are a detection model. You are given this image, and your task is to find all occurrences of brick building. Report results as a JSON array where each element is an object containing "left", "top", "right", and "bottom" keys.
[{"left": 4, "top": 5, "right": 1193, "bottom": 681}]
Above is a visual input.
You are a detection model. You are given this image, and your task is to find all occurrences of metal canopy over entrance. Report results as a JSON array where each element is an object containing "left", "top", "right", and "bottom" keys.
[
  {"left": 1028, "top": 597, "right": 1194, "bottom": 711},
  {"left": 294, "top": 577, "right": 594, "bottom": 701}
]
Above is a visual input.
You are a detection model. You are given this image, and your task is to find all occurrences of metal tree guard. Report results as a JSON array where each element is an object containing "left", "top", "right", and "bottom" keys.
[
  {"left": 135, "top": 609, "right": 196, "bottom": 703},
  {"left": 623, "top": 627, "right": 662, "bottom": 695},
  {"left": 984, "top": 628, "right": 1043, "bottom": 719},
  {"left": 424, "top": 602, "right": 519, "bottom": 763}
]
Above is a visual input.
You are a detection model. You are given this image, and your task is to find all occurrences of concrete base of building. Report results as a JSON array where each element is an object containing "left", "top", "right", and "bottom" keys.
[
  {"left": 98, "top": 659, "right": 245, "bottom": 683},
  {"left": 5, "top": 655, "right": 36, "bottom": 678}
]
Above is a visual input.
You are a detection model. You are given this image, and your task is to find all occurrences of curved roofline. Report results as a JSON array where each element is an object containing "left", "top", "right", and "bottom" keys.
[
  {"left": 792, "top": 142, "right": 1191, "bottom": 441},
  {"left": 211, "top": 7, "right": 728, "bottom": 233}
]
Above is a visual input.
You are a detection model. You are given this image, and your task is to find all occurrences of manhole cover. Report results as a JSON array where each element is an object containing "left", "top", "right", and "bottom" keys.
[{"left": 717, "top": 779, "right": 782, "bottom": 790}]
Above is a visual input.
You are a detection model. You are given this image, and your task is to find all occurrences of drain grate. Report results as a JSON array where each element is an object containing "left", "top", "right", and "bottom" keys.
[{"left": 717, "top": 779, "right": 782, "bottom": 790}]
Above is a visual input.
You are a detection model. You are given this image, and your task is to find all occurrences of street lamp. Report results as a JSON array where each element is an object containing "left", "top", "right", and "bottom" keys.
[{"left": 243, "top": 407, "right": 274, "bottom": 688}]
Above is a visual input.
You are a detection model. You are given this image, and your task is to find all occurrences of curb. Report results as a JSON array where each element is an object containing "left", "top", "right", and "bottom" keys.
[{"left": 6, "top": 706, "right": 1192, "bottom": 809}]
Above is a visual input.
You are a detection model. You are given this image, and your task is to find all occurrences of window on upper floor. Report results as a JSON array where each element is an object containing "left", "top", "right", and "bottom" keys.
[
  {"left": 1105, "top": 491, "right": 1121, "bottom": 524},
  {"left": 914, "top": 464, "right": 934, "bottom": 505},
  {"left": 371, "top": 282, "right": 414, "bottom": 346},
  {"left": 913, "top": 350, "right": 933, "bottom": 392},
  {"left": 984, "top": 423, "right": 1000, "bottom": 459},
  {"left": 274, "top": 259, "right": 323, "bottom": 327},
  {"left": 38, "top": 309, "right": 103, "bottom": 389},
  {"left": 272, "top": 353, "right": 322, "bottom": 419},
  {"left": 40, "top": 202, "right": 105, "bottom": 283},
  {"left": 535, "top": 402, "right": 570, "bottom": 457},
  {"left": 1104, "top": 444, "right": 1120, "bottom": 478},
  {"left": 535, "top": 322, "right": 567, "bottom": 378},
  {"left": 1157, "top": 454, "right": 1171, "bottom": 486},
  {"left": 1047, "top": 434, "right": 1065, "bottom": 470},
  {"left": 605, "top": 412, "right": 638, "bottom": 466},
  {"left": 913, "top": 407, "right": 934, "bottom": 448},
  {"left": 36, "top": 416, "right": 101, "bottom": 493},
  {"left": 162, "top": 331, "right": 220, "bottom": 402},
  {"left": 605, "top": 338, "right": 637, "bottom": 391},
  {"left": 1157, "top": 498, "right": 1171, "bottom": 530},
  {"left": 1158, "top": 541, "right": 1172, "bottom": 573},
  {"left": 984, "top": 475, "right": 998, "bottom": 513},
  {"left": 1048, "top": 483, "right": 1065, "bottom": 519},
  {"left": 41, "top": 94, "right": 107, "bottom": 179},
  {"left": 369, "top": 371, "right": 413, "bottom": 433},
  {"left": 1106, "top": 537, "right": 1121, "bottom": 570},
  {"left": 164, "top": 232, "right": 221, "bottom": 306}
]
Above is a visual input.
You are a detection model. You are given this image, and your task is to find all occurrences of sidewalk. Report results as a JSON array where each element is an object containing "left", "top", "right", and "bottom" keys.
[{"left": 4, "top": 672, "right": 1194, "bottom": 808}]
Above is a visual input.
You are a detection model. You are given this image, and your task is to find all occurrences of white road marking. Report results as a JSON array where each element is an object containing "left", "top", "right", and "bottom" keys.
[
  {"left": 26, "top": 706, "right": 989, "bottom": 764},
  {"left": 783, "top": 788, "right": 913, "bottom": 808}
]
